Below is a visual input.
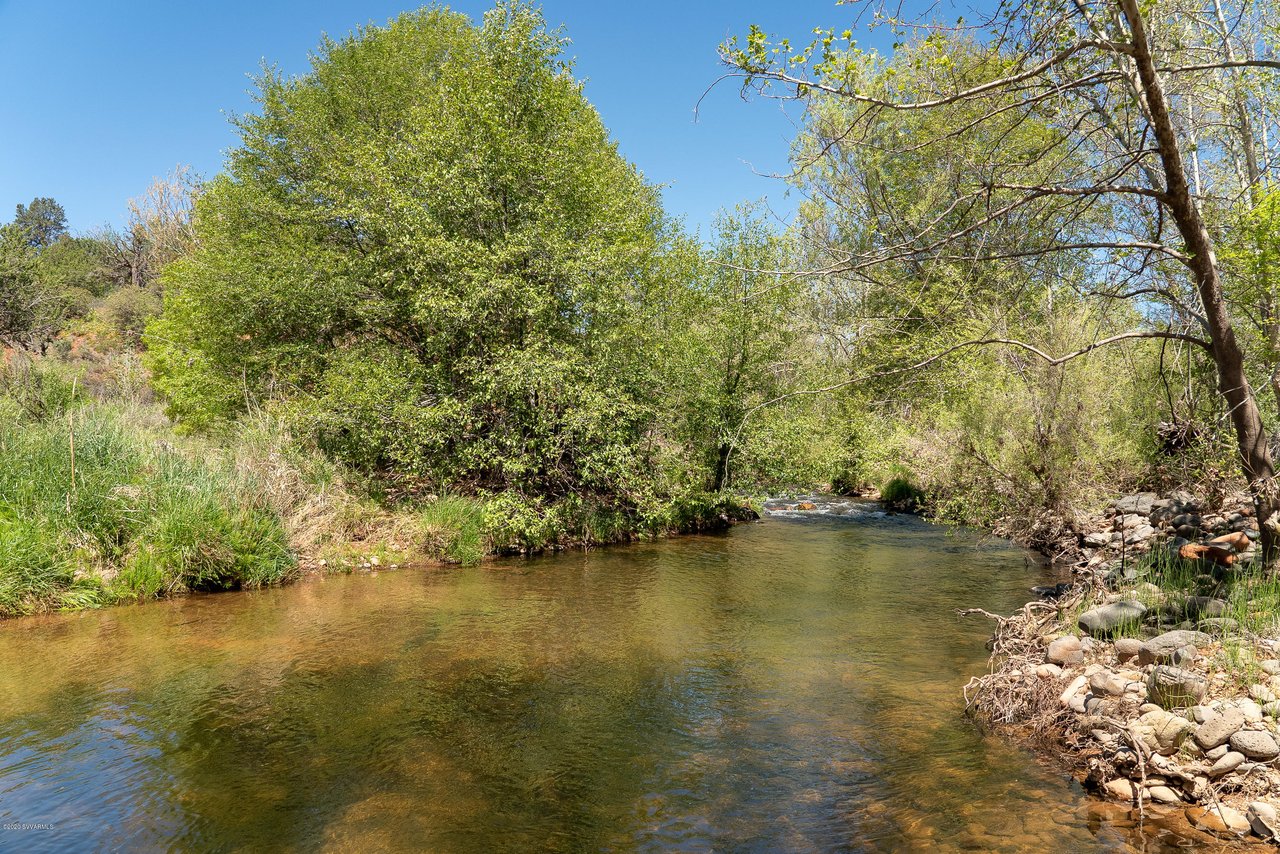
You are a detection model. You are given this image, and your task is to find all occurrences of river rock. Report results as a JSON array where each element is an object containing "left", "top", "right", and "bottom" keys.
[
  {"left": 1198, "top": 617, "right": 1240, "bottom": 635},
  {"left": 1132, "top": 709, "right": 1194, "bottom": 754},
  {"left": 1184, "top": 596, "right": 1229, "bottom": 618},
  {"left": 1125, "top": 525, "right": 1156, "bottom": 544},
  {"left": 1230, "top": 730, "right": 1280, "bottom": 761},
  {"left": 1147, "top": 785, "right": 1182, "bottom": 804},
  {"left": 1240, "top": 700, "right": 1265, "bottom": 722},
  {"left": 1138, "top": 630, "right": 1211, "bottom": 666},
  {"left": 1104, "top": 778, "right": 1147, "bottom": 801},
  {"left": 1114, "top": 637, "right": 1144, "bottom": 662},
  {"left": 1147, "top": 666, "right": 1208, "bottom": 709},
  {"left": 1249, "top": 802, "right": 1280, "bottom": 840},
  {"left": 1116, "top": 493, "right": 1157, "bottom": 515},
  {"left": 1264, "top": 701, "right": 1280, "bottom": 718},
  {"left": 1187, "top": 804, "right": 1251, "bottom": 835},
  {"left": 1078, "top": 602, "right": 1147, "bottom": 637},
  {"left": 1262, "top": 660, "right": 1280, "bottom": 677},
  {"left": 1084, "top": 532, "right": 1112, "bottom": 548},
  {"left": 1206, "top": 744, "right": 1230, "bottom": 761},
  {"left": 1088, "top": 670, "right": 1130, "bottom": 697},
  {"left": 1035, "top": 663, "right": 1063, "bottom": 679},
  {"left": 1195, "top": 707, "right": 1246, "bottom": 749},
  {"left": 1209, "top": 751, "right": 1246, "bottom": 778},
  {"left": 1047, "top": 635, "right": 1084, "bottom": 665},
  {"left": 1250, "top": 684, "right": 1277, "bottom": 704},
  {"left": 1059, "top": 674, "right": 1089, "bottom": 708},
  {"left": 1190, "top": 705, "right": 1216, "bottom": 724}
]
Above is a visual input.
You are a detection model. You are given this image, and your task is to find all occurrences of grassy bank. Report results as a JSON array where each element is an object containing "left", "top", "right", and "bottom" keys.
[{"left": 0, "top": 356, "right": 756, "bottom": 617}]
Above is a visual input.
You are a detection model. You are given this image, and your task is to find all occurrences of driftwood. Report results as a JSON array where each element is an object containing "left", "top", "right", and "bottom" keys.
[{"left": 1177, "top": 531, "right": 1251, "bottom": 566}]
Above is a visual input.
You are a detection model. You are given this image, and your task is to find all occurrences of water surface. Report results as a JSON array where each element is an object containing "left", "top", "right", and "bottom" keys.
[{"left": 0, "top": 502, "right": 1238, "bottom": 851}]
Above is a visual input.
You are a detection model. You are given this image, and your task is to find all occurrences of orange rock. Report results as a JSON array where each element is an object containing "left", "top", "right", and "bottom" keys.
[
  {"left": 1208, "top": 531, "right": 1250, "bottom": 552},
  {"left": 796, "top": 502, "right": 817, "bottom": 511}
]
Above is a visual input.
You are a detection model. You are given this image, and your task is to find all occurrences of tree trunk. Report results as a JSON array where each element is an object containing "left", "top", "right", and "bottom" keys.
[
  {"left": 712, "top": 442, "right": 731, "bottom": 492},
  {"left": 1121, "top": 0, "right": 1279, "bottom": 560}
]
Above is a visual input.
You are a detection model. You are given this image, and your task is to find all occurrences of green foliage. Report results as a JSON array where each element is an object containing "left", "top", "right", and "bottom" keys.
[
  {"left": 0, "top": 224, "right": 63, "bottom": 350},
  {"left": 97, "top": 286, "right": 161, "bottom": 345},
  {"left": 880, "top": 474, "right": 922, "bottom": 508},
  {"left": 38, "top": 235, "right": 116, "bottom": 301},
  {"left": 419, "top": 496, "right": 487, "bottom": 565},
  {"left": 147, "top": 3, "right": 679, "bottom": 518},
  {"left": 11, "top": 197, "right": 67, "bottom": 249},
  {"left": 0, "top": 360, "right": 296, "bottom": 615}
]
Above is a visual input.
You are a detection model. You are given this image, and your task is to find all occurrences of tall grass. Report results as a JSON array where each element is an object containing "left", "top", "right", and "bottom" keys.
[{"left": 0, "top": 359, "right": 296, "bottom": 615}]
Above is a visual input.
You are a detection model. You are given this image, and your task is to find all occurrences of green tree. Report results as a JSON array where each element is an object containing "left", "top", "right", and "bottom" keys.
[
  {"left": 12, "top": 198, "right": 67, "bottom": 249},
  {"left": 672, "top": 203, "right": 810, "bottom": 490},
  {"left": 0, "top": 225, "right": 63, "bottom": 351},
  {"left": 148, "top": 4, "right": 676, "bottom": 511}
]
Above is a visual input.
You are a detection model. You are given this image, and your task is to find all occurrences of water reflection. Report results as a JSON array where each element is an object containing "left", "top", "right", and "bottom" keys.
[{"left": 0, "top": 508, "right": 1247, "bottom": 851}]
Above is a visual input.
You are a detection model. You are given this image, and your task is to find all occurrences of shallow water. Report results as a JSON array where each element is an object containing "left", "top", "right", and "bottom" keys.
[{"left": 0, "top": 501, "right": 1244, "bottom": 851}]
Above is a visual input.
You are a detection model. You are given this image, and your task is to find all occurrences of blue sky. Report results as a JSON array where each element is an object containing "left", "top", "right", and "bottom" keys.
[{"left": 0, "top": 1, "right": 889, "bottom": 237}]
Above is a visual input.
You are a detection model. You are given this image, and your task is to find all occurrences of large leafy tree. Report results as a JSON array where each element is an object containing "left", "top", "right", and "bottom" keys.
[{"left": 147, "top": 4, "right": 674, "bottom": 505}]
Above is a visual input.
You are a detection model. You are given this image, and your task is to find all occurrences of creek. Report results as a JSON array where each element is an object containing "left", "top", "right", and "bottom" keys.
[{"left": 0, "top": 500, "right": 1232, "bottom": 851}]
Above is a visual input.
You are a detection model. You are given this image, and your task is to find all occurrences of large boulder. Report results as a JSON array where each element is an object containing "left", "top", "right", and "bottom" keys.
[
  {"left": 1147, "top": 666, "right": 1208, "bottom": 709},
  {"left": 1137, "top": 630, "right": 1211, "bottom": 666},
  {"left": 1078, "top": 602, "right": 1147, "bottom": 637}
]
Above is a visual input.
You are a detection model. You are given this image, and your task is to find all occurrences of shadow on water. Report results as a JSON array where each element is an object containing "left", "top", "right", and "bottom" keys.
[{"left": 0, "top": 500, "right": 1249, "bottom": 851}]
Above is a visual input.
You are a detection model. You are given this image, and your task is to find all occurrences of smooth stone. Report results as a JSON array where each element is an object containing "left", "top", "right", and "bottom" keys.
[
  {"left": 1138, "top": 630, "right": 1211, "bottom": 667},
  {"left": 1250, "top": 684, "right": 1277, "bottom": 704},
  {"left": 1115, "top": 638, "right": 1144, "bottom": 662},
  {"left": 1209, "top": 751, "right": 1246, "bottom": 778},
  {"left": 1261, "top": 660, "right": 1280, "bottom": 676},
  {"left": 1190, "top": 705, "right": 1217, "bottom": 724},
  {"left": 1230, "top": 730, "right": 1280, "bottom": 761},
  {"left": 1036, "top": 663, "right": 1063, "bottom": 679},
  {"left": 1104, "top": 778, "right": 1147, "bottom": 801},
  {"left": 1184, "top": 596, "right": 1229, "bottom": 618},
  {"left": 1139, "top": 703, "right": 1162, "bottom": 715},
  {"left": 1195, "top": 707, "right": 1246, "bottom": 749},
  {"left": 1147, "top": 666, "right": 1208, "bottom": 709},
  {"left": 1205, "top": 744, "right": 1230, "bottom": 761},
  {"left": 1240, "top": 700, "right": 1265, "bottom": 722},
  {"left": 1187, "top": 804, "right": 1251, "bottom": 834},
  {"left": 1088, "top": 670, "right": 1130, "bottom": 698},
  {"left": 1147, "top": 785, "right": 1182, "bottom": 804},
  {"left": 1048, "top": 635, "right": 1085, "bottom": 666},
  {"left": 1060, "top": 675, "right": 1089, "bottom": 707},
  {"left": 1078, "top": 602, "right": 1147, "bottom": 637}
]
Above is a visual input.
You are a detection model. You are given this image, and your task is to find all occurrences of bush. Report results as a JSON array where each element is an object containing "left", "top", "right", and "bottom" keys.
[
  {"left": 97, "top": 287, "right": 161, "bottom": 345},
  {"left": 419, "top": 496, "right": 487, "bottom": 565},
  {"left": 880, "top": 475, "right": 922, "bottom": 508}
]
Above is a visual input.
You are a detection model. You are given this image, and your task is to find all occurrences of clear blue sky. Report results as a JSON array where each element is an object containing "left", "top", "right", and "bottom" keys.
[{"left": 0, "top": 0, "right": 892, "bottom": 238}]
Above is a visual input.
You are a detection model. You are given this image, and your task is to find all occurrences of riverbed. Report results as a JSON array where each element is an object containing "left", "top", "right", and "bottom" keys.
[{"left": 0, "top": 501, "right": 1239, "bottom": 851}]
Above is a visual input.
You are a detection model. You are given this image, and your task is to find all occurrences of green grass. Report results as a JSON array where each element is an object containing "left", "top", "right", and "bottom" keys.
[
  {"left": 0, "top": 361, "right": 296, "bottom": 615},
  {"left": 420, "top": 495, "right": 488, "bottom": 565}
]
